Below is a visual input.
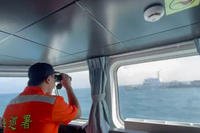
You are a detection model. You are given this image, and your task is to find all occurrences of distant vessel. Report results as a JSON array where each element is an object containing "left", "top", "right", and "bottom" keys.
[
  {"left": 124, "top": 71, "right": 200, "bottom": 90},
  {"left": 134, "top": 71, "right": 162, "bottom": 89},
  {"left": 142, "top": 77, "right": 161, "bottom": 89}
]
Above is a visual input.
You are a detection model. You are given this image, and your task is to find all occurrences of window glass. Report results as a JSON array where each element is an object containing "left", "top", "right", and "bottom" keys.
[
  {"left": 117, "top": 56, "right": 200, "bottom": 124},
  {"left": 57, "top": 71, "right": 91, "bottom": 119},
  {"left": 0, "top": 77, "right": 28, "bottom": 116}
]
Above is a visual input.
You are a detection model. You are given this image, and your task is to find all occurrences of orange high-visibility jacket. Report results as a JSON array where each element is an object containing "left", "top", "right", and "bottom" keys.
[{"left": 3, "top": 86, "right": 78, "bottom": 133}]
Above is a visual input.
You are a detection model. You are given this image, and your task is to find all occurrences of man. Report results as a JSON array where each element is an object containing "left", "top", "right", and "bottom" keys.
[{"left": 3, "top": 62, "right": 81, "bottom": 133}]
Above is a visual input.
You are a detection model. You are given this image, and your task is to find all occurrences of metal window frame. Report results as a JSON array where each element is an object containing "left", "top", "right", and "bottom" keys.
[{"left": 109, "top": 40, "right": 198, "bottom": 128}]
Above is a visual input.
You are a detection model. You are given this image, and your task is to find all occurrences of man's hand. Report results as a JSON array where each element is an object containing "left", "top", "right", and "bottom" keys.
[{"left": 60, "top": 73, "right": 72, "bottom": 89}]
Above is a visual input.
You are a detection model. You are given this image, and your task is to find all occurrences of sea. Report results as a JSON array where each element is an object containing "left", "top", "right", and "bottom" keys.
[{"left": 1, "top": 87, "right": 200, "bottom": 125}]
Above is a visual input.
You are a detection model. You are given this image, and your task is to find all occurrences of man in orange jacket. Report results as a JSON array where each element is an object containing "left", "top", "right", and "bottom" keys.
[{"left": 3, "top": 62, "right": 81, "bottom": 133}]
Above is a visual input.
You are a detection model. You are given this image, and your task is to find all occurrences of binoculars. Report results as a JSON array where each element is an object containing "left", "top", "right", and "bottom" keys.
[
  {"left": 54, "top": 73, "right": 62, "bottom": 89},
  {"left": 54, "top": 72, "right": 72, "bottom": 89},
  {"left": 54, "top": 73, "right": 62, "bottom": 82}
]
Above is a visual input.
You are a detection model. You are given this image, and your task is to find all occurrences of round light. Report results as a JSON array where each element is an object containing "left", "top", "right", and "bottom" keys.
[{"left": 144, "top": 4, "right": 165, "bottom": 22}]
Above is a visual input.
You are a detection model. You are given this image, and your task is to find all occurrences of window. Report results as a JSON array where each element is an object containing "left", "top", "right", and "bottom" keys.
[
  {"left": 117, "top": 55, "right": 200, "bottom": 124},
  {"left": 56, "top": 70, "right": 91, "bottom": 119},
  {"left": 0, "top": 77, "right": 28, "bottom": 116},
  {"left": 0, "top": 71, "right": 92, "bottom": 119}
]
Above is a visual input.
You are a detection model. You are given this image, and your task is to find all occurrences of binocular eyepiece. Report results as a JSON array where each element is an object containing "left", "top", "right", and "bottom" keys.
[
  {"left": 54, "top": 72, "right": 62, "bottom": 89},
  {"left": 54, "top": 73, "right": 62, "bottom": 82}
]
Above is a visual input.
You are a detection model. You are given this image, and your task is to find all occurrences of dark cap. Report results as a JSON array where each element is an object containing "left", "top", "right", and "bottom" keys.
[{"left": 28, "top": 62, "right": 55, "bottom": 86}]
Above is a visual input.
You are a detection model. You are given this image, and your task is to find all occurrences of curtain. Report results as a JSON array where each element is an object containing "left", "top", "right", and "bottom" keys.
[
  {"left": 195, "top": 39, "right": 200, "bottom": 54},
  {"left": 85, "top": 56, "right": 111, "bottom": 133}
]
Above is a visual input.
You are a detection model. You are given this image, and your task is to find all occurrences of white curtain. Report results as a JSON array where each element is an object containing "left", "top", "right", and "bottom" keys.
[
  {"left": 195, "top": 40, "right": 200, "bottom": 54},
  {"left": 85, "top": 56, "right": 111, "bottom": 133}
]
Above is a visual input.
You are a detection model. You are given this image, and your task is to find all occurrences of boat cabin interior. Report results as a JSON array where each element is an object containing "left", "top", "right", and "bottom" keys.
[{"left": 1, "top": 0, "right": 200, "bottom": 133}]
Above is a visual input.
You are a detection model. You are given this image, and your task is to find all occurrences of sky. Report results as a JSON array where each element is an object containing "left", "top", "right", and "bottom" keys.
[
  {"left": 0, "top": 71, "right": 90, "bottom": 94},
  {"left": 118, "top": 55, "right": 200, "bottom": 85},
  {"left": 1, "top": 55, "right": 200, "bottom": 94},
  {"left": 0, "top": 77, "right": 28, "bottom": 94}
]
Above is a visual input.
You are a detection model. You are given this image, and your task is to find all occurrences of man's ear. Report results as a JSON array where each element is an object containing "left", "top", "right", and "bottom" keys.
[{"left": 45, "top": 76, "right": 51, "bottom": 84}]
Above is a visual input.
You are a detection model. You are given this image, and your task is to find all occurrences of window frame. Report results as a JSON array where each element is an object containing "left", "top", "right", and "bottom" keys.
[{"left": 109, "top": 40, "right": 198, "bottom": 128}]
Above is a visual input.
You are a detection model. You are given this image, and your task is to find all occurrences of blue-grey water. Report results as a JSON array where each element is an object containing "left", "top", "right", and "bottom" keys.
[
  {"left": 119, "top": 87, "right": 200, "bottom": 123},
  {"left": 1, "top": 87, "right": 200, "bottom": 124}
]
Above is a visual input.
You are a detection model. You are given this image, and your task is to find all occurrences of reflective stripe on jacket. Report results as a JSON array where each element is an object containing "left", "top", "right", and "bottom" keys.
[{"left": 3, "top": 86, "right": 78, "bottom": 133}]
